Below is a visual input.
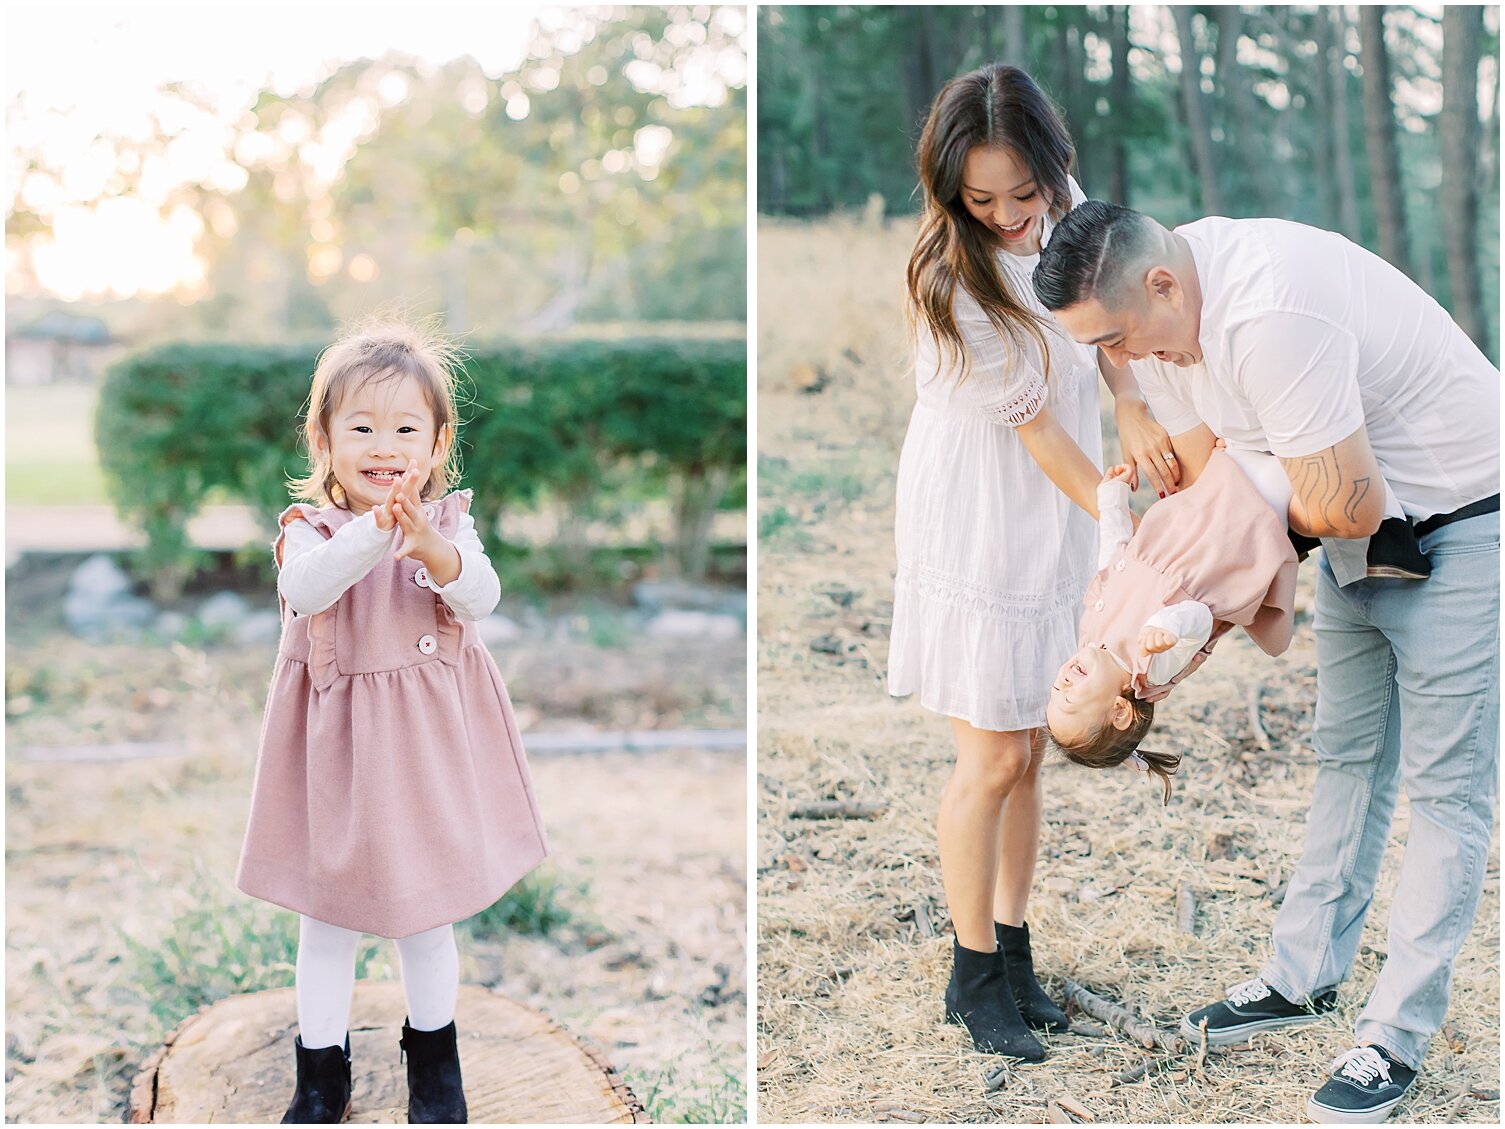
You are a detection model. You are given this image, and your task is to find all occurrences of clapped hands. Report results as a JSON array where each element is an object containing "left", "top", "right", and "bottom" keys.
[{"left": 377, "top": 460, "right": 462, "bottom": 584}]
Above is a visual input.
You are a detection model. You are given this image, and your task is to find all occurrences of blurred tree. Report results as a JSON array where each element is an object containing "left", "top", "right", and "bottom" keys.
[
  {"left": 5, "top": 6, "right": 746, "bottom": 338},
  {"left": 1442, "top": 5, "right": 1486, "bottom": 350},
  {"left": 1171, "top": 6, "right": 1224, "bottom": 214},
  {"left": 1360, "top": 5, "right": 1414, "bottom": 278}
]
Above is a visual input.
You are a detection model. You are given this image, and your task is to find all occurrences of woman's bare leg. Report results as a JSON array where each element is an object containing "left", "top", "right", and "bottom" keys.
[
  {"left": 939, "top": 719, "right": 1035, "bottom": 951},
  {"left": 993, "top": 728, "right": 1046, "bottom": 927}
]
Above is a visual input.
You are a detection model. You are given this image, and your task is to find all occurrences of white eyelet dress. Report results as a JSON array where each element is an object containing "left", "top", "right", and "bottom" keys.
[{"left": 888, "top": 185, "right": 1103, "bottom": 732}]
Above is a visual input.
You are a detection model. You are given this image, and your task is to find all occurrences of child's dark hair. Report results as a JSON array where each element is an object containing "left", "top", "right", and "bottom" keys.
[{"left": 1048, "top": 693, "right": 1181, "bottom": 805}]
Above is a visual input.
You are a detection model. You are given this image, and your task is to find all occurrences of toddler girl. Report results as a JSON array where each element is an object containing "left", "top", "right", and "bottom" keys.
[
  {"left": 1044, "top": 447, "right": 1303, "bottom": 801},
  {"left": 236, "top": 321, "right": 548, "bottom": 1124}
]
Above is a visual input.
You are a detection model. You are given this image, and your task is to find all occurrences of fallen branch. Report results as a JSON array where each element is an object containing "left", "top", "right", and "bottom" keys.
[
  {"left": 1193, "top": 1018, "right": 1210, "bottom": 1078},
  {"left": 1176, "top": 883, "right": 1197, "bottom": 934},
  {"left": 983, "top": 1064, "right": 1009, "bottom": 1092},
  {"left": 1112, "top": 1055, "right": 1179, "bottom": 1085},
  {"left": 1247, "top": 682, "right": 1271, "bottom": 750},
  {"left": 1062, "top": 980, "right": 1183, "bottom": 1054},
  {"left": 790, "top": 800, "right": 886, "bottom": 820},
  {"left": 912, "top": 901, "right": 936, "bottom": 939}
]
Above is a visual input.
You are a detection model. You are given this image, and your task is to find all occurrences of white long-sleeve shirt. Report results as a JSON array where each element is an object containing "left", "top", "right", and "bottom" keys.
[
  {"left": 277, "top": 508, "right": 501, "bottom": 622},
  {"left": 1095, "top": 478, "right": 1214, "bottom": 684}
]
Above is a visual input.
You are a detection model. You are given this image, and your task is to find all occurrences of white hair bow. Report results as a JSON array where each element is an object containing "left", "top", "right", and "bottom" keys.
[{"left": 1125, "top": 752, "right": 1149, "bottom": 772}]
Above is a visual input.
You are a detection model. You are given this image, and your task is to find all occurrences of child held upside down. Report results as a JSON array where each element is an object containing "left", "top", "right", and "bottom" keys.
[{"left": 1044, "top": 447, "right": 1304, "bottom": 802}]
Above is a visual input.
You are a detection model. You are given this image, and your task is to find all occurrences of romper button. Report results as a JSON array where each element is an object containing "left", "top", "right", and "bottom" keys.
[
  {"left": 1115, "top": 560, "right": 1126, "bottom": 572},
  {"left": 1093, "top": 600, "right": 1104, "bottom": 611},
  {"left": 417, "top": 634, "right": 437, "bottom": 655},
  {"left": 414, "top": 567, "right": 430, "bottom": 588}
]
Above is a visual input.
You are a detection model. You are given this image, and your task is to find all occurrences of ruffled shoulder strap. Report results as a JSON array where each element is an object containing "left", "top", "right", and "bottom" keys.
[
  {"left": 273, "top": 503, "right": 355, "bottom": 567},
  {"left": 429, "top": 489, "right": 473, "bottom": 536}
]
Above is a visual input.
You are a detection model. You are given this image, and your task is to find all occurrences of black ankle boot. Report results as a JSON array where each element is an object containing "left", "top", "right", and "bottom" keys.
[
  {"left": 400, "top": 1019, "right": 468, "bottom": 1124},
  {"left": 996, "top": 921, "right": 1070, "bottom": 1033},
  {"left": 282, "top": 1035, "right": 352, "bottom": 1123},
  {"left": 943, "top": 941, "right": 1045, "bottom": 1060}
]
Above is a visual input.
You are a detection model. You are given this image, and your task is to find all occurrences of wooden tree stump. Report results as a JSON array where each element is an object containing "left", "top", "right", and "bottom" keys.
[{"left": 128, "top": 981, "right": 648, "bottom": 1124}]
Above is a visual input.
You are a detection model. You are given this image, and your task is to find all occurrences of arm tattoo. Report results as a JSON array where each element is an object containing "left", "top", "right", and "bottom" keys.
[
  {"left": 1343, "top": 477, "right": 1371, "bottom": 524},
  {"left": 1288, "top": 452, "right": 1343, "bottom": 529}
]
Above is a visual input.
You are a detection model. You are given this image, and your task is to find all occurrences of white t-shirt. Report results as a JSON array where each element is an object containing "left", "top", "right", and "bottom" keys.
[{"left": 1131, "top": 217, "right": 1500, "bottom": 526}]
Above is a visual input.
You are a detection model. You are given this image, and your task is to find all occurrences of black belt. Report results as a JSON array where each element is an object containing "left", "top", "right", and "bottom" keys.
[{"left": 1414, "top": 494, "right": 1500, "bottom": 539}]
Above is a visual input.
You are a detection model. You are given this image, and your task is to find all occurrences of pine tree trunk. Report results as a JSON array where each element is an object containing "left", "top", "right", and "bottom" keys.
[
  {"left": 1107, "top": 6, "right": 1132, "bottom": 205},
  {"left": 1172, "top": 6, "right": 1224, "bottom": 214},
  {"left": 1002, "top": 5, "right": 1027, "bottom": 69},
  {"left": 1441, "top": 6, "right": 1487, "bottom": 351},
  {"left": 1306, "top": 8, "right": 1339, "bottom": 229},
  {"left": 1328, "top": 7, "right": 1363, "bottom": 240},
  {"left": 1359, "top": 5, "right": 1413, "bottom": 277}
]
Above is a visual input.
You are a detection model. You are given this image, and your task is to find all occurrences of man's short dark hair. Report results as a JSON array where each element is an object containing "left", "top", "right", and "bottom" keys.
[{"left": 1033, "top": 200, "right": 1157, "bottom": 312}]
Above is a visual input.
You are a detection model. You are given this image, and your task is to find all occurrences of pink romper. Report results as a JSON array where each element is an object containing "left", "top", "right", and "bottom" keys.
[
  {"left": 236, "top": 490, "right": 548, "bottom": 938},
  {"left": 1077, "top": 450, "right": 1299, "bottom": 697}
]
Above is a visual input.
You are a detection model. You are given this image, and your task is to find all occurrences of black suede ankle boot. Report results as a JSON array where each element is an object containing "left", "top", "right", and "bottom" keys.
[
  {"left": 942, "top": 940, "right": 1045, "bottom": 1060},
  {"left": 282, "top": 1035, "right": 352, "bottom": 1123},
  {"left": 400, "top": 1019, "right": 468, "bottom": 1124},
  {"left": 996, "top": 921, "right": 1070, "bottom": 1033}
]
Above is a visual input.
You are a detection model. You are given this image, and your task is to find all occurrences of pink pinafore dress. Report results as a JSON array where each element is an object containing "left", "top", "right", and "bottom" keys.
[
  {"left": 236, "top": 490, "right": 548, "bottom": 938},
  {"left": 1078, "top": 450, "right": 1299, "bottom": 697}
]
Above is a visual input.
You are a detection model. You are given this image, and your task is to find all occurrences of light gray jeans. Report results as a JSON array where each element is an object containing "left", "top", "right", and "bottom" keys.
[{"left": 1260, "top": 511, "right": 1499, "bottom": 1070}]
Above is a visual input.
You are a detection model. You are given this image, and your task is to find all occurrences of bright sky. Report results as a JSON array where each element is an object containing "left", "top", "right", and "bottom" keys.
[{"left": 4, "top": 1, "right": 544, "bottom": 300}]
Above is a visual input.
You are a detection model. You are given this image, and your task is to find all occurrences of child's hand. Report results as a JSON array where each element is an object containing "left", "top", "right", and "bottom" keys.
[
  {"left": 1102, "top": 463, "right": 1135, "bottom": 487},
  {"left": 373, "top": 474, "right": 401, "bottom": 532},
  {"left": 390, "top": 462, "right": 463, "bottom": 585},
  {"left": 390, "top": 461, "right": 433, "bottom": 559},
  {"left": 1138, "top": 625, "right": 1180, "bottom": 655}
]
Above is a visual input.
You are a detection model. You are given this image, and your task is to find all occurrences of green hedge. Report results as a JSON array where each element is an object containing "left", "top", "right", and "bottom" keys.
[{"left": 96, "top": 337, "right": 746, "bottom": 595}]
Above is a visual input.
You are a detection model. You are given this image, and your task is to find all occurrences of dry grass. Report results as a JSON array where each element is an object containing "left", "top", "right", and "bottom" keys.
[{"left": 755, "top": 215, "right": 1501, "bottom": 1124}]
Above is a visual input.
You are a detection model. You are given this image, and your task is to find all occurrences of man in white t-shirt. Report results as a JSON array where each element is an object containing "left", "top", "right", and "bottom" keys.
[{"left": 1033, "top": 201, "right": 1500, "bottom": 1125}]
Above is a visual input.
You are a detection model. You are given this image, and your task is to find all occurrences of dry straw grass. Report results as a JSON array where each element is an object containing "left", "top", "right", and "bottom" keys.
[{"left": 755, "top": 214, "right": 1500, "bottom": 1124}]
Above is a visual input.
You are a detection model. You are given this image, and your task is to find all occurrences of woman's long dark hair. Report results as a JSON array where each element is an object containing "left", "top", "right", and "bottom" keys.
[{"left": 905, "top": 64, "right": 1076, "bottom": 382}]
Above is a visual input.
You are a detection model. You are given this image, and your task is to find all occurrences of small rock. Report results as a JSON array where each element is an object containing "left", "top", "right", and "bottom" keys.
[
  {"left": 815, "top": 583, "right": 859, "bottom": 608},
  {"left": 231, "top": 610, "right": 283, "bottom": 646},
  {"left": 476, "top": 613, "right": 523, "bottom": 647},
  {"left": 68, "top": 554, "right": 134, "bottom": 601},
  {"left": 198, "top": 591, "right": 251, "bottom": 630},
  {"left": 154, "top": 611, "right": 188, "bottom": 640},
  {"left": 64, "top": 591, "right": 155, "bottom": 639},
  {"left": 632, "top": 580, "right": 739, "bottom": 615},
  {"left": 809, "top": 634, "right": 844, "bottom": 654},
  {"left": 645, "top": 609, "right": 741, "bottom": 640}
]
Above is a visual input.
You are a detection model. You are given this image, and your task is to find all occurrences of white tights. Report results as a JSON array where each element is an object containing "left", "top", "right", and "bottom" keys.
[{"left": 295, "top": 915, "right": 460, "bottom": 1049}]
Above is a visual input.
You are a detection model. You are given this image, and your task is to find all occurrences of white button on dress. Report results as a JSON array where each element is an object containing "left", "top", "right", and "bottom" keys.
[
  {"left": 417, "top": 634, "right": 437, "bottom": 655},
  {"left": 414, "top": 567, "right": 431, "bottom": 588}
]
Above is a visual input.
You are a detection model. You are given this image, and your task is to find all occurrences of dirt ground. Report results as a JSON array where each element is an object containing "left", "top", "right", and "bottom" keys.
[
  {"left": 4, "top": 564, "right": 747, "bottom": 1123},
  {"left": 754, "top": 215, "right": 1500, "bottom": 1125}
]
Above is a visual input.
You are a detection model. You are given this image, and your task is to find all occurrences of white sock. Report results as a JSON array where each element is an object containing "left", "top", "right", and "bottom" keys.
[
  {"left": 295, "top": 915, "right": 360, "bottom": 1049},
  {"left": 395, "top": 924, "right": 459, "bottom": 1032}
]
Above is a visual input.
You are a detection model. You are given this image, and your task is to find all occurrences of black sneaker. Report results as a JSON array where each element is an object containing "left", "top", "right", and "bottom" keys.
[
  {"left": 1365, "top": 517, "right": 1431, "bottom": 580},
  {"left": 1178, "top": 976, "right": 1337, "bottom": 1046},
  {"left": 1305, "top": 1045, "right": 1416, "bottom": 1124}
]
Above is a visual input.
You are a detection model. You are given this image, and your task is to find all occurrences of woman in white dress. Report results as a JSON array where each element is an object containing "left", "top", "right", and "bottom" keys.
[{"left": 889, "top": 64, "right": 1180, "bottom": 1060}]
